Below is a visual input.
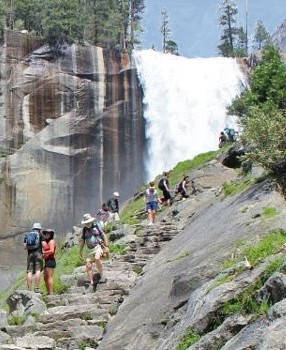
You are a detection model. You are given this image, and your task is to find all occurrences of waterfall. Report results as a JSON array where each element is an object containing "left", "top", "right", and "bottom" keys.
[{"left": 133, "top": 50, "right": 247, "bottom": 180}]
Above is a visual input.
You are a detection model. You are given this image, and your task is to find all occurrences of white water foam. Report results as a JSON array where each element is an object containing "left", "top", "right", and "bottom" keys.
[{"left": 133, "top": 49, "right": 247, "bottom": 180}]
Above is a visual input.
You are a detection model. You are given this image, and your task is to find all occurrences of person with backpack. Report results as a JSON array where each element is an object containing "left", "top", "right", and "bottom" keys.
[
  {"left": 218, "top": 131, "right": 227, "bottom": 148},
  {"left": 23, "top": 223, "right": 43, "bottom": 293},
  {"left": 96, "top": 203, "right": 110, "bottom": 228},
  {"left": 42, "top": 229, "right": 56, "bottom": 295},
  {"left": 177, "top": 175, "right": 191, "bottom": 199},
  {"left": 144, "top": 182, "right": 162, "bottom": 225},
  {"left": 107, "top": 192, "right": 120, "bottom": 222},
  {"left": 158, "top": 172, "right": 172, "bottom": 206},
  {"left": 79, "top": 213, "right": 109, "bottom": 287}
]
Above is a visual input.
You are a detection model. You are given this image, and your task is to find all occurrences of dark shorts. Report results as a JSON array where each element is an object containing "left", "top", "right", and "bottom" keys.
[
  {"left": 163, "top": 189, "right": 172, "bottom": 200},
  {"left": 44, "top": 258, "right": 56, "bottom": 269},
  {"left": 27, "top": 251, "right": 43, "bottom": 274},
  {"left": 146, "top": 201, "right": 159, "bottom": 211}
]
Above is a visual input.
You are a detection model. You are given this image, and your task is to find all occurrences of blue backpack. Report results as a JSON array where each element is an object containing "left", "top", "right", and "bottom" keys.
[{"left": 25, "top": 231, "right": 40, "bottom": 251}]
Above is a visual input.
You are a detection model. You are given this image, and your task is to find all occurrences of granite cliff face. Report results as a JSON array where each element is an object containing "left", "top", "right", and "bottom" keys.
[
  {"left": 273, "top": 18, "right": 286, "bottom": 53},
  {"left": 0, "top": 30, "right": 145, "bottom": 237}
]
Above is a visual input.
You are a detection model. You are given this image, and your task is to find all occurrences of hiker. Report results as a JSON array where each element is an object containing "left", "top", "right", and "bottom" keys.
[
  {"left": 218, "top": 131, "right": 227, "bottom": 148},
  {"left": 23, "top": 223, "right": 44, "bottom": 292},
  {"left": 42, "top": 229, "right": 56, "bottom": 295},
  {"left": 96, "top": 203, "right": 110, "bottom": 228},
  {"left": 158, "top": 172, "right": 172, "bottom": 206},
  {"left": 224, "top": 127, "right": 235, "bottom": 142},
  {"left": 79, "top": 213, "right": 109, "bottom": 286},
  {"left": 177, "top": 175, "right": 191, "bottom": 199},
  {"left": 144, "top": 181, "right": 162, "bottom": 225},
  {"left": 107, "top": 191, "right": 120, "bottom": 222}
]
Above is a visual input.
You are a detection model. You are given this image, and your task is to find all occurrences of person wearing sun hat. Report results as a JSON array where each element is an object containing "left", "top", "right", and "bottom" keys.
[
  {"left": 79, "top": 213, "right": 109, "bottom": 286},
  {"left": 23, "top": 222, "right": 44, "bottom": 293},
  {"left": 42, "top": 229, "right": 56, "bottom": 294}
]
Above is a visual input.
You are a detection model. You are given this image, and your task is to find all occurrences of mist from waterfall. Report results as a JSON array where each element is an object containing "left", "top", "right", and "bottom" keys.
[{"left": 133, "top": 50, "right": 247, "bottom": 180}]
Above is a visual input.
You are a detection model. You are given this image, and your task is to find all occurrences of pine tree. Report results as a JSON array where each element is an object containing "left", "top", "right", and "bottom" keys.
[
  {"left": 160, "top": 9, "right": 178, "bottom": 54},
  {"left": 253, "top": 20, "right": 271, "bottom": 50},
  {"left": 217, "top": 0, "right": 239, "bottom": 57},
  {"left": 161, "top": 9, "right": 170, "bottom": 53}
]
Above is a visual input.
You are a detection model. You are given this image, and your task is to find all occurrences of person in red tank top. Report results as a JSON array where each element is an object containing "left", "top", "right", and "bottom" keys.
[{"left": 42, "top": 229, "right": 56, "bottom": 294}]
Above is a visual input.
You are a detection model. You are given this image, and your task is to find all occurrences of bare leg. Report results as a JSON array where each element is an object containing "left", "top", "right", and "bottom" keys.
[
  {"left": 44, "top": 268, "right": 54, "bottom": 294},
  {"left": 94, "top": 257, "right": 103, "bottom": 277},
  {"left": 27, "top": 272, "right": 33, "bottom": 290},
  {"left": 34, "top": 270, "right": 42, "bottom": 289},
  {"left": 86, "top": 260, "right": 94, "bottom": 284},
  {"left": 148, "top": 210, "right": 153, "bottom": 224},
  {"left": 152, "top": 210, "right": 156, "bottom": 223}
]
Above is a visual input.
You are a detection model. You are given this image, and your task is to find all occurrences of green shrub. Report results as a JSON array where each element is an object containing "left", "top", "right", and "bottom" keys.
[
  {"left": 109, "top": 243, "right": 127, "bottom": 255},
  {"left": 222, "top": 176, "right": 254, "bottom": 197},
  {"left": 8, "top": 315, "right": 26, "bottom": 326},
  {"left": 262, "top": 206, "right": 279, "bottom": 218},
  {"left": 176, "top": 328, "right": 200, "bottom": 350}
]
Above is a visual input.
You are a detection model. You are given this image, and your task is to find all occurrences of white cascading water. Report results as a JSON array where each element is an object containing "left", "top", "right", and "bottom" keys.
[{"left": 133, "top": 50, "right": 247, "bottom": 180}]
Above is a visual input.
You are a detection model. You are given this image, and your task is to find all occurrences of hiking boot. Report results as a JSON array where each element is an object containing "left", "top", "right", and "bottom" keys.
[
  {"left": 34, "top": 287, "right": 41, "bottom": 293},
  {"left": 98, "top": 277, "right": 107, "bottom": 284}
]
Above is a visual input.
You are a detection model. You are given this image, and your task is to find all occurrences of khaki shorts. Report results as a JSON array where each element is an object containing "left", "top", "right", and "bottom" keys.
[
  {"left": 108, "top": 212, "right": 120, "bottom": 222},
  {"left": 27, "top": 251, "right": 43, "bottom": 274},
  {"left": 86, "top": 245, "right": 103, "bottom": 262}
]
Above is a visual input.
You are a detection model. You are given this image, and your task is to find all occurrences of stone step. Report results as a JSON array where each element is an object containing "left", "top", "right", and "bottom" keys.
[
  {"left": 40, "top": 304, "right": 110, "bottom": 323},
  {"left": 45, "top": 290, "right": 123, "bottom": 308}
]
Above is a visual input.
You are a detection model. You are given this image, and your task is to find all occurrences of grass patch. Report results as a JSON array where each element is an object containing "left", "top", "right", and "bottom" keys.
[
  {"left": 176, "top": 328, "right": 200, "bottom": 350},
  {"left": 208, "top": 274, "right": 235, "bottom": 292},
  {"left": 8, "top": 315, "right": 26, "bottom": 326},
  {"left": 222, "top": 279, "right": 271, "bottom": 317},
  {"left": 262, "top": 206, "right": 279, "bottom": 218},
  {"left": 109, "top": 243, "right": 127, "bottom": 255},
  {"left": 224, "top": 230, "right": 286, "bottom": 268},
  {"left": 222, "top": 176, "right": 254, "bottom": 197},
  {"left": 169, "top": 150, "right": 220, "bottom": 186},
  {"left": 120, "top": 197, "right": 145, "bottom": 225}
]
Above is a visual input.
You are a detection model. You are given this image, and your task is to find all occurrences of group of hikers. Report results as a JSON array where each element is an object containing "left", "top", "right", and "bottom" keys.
[
  {"left": 218, "top": 127, "right": 239, "bottom": 148},
  {"left": 23, "top": 175, "right": 196, "bottom": 293},
  {"left": 144, "top": 172, "right": 195, "bottom": 225},
  {"left": 23, "top": 192, "right": 121, "bottom": 293}
]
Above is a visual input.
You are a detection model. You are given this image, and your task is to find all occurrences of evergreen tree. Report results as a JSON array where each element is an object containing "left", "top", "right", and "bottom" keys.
[
  {"left": 253, "top": 20, "right": 271, "bottom": 50},
  {"left": 41, "top": 0, "right": 85, "bottom": 47},
  {"left": 217, "top": 0, "right": 239, "bottom": 57},
  {"left": 228, "top": 45, "right": 286, "bottom": 190},
  {"left": 13, "top": 0, "right": 42, "bottom": 33},
  {"left": 165, "top": 39, "right": 179, "bottom": 55},
  {"left": 0, "top": 0, "right": 145, "bottom": 50},
  {"left": 160, "top": 9, "right": 178, "bottom": 54},
  {"left": 161, "top": 9, "right": 170, "bottom": 53},
  {"left": 234, "top": 25, "right": 247, "bottom": 57}
]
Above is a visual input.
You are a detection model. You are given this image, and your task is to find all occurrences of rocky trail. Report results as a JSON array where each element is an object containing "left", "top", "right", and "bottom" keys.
[{"left": 0, "top": 220, "right": 182, "bottom": 350}]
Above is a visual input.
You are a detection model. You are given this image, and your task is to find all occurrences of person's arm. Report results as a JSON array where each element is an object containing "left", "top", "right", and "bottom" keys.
[
  {"left": 102, "top": 232, "right": 109, "bottom": 247},
  {"left": 79, "top": 237, "right": 85, "bottom": 259},
  {"left": 23, "top": 235, "right": 27, "bottom": 250},
  {"left": 182, "top": 180, "right": 187, "bottom": 192},
  {"left": 163, "top": 179, "right": 170, "bottom": 191}
]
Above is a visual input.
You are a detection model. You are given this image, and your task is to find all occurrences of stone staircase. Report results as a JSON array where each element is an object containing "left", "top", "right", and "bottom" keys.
[{"left": 1, "top": 222, "right": 181, "bottom": 350}]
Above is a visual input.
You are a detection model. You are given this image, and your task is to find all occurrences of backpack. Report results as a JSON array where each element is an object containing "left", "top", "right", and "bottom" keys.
[
  {"left": 26, "top": 231, "right": 40, "bottom": 251},
  {"left": 84, "top": 224, "right": 104, "bottom": 249},
  {"left": 158, "top": 178, "right": 165, "bottom": 190}
]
